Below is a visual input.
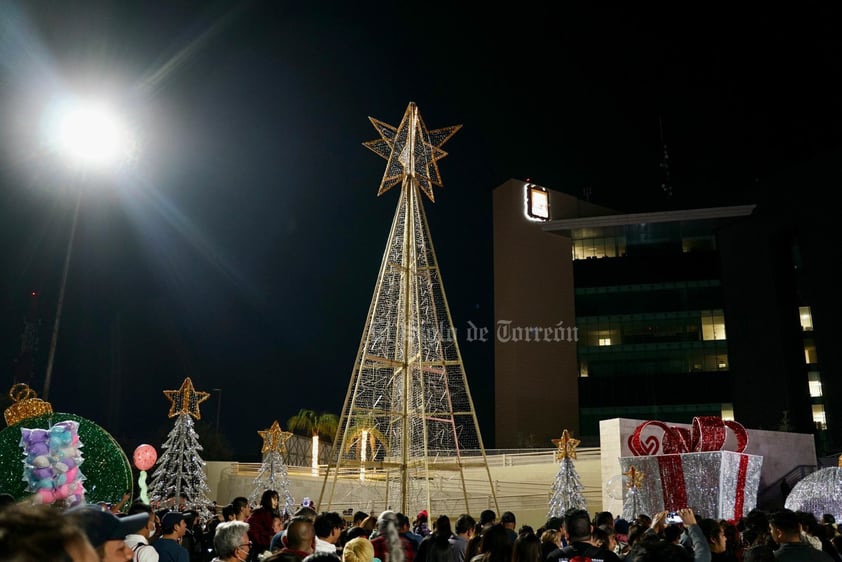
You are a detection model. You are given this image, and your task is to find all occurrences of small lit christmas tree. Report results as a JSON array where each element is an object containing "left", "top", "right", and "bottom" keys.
[
  {"left": 149, "top": 377, "right": 213, "bottom": 517},
  {"left": 547, "top": 429, "right": 587, "bottom": 517},
  {"left": 250, "top": 420, "right": 295, "bottom": 515},
  {"left": 622, "top": 465, "right": 644, "bottom": 521}
]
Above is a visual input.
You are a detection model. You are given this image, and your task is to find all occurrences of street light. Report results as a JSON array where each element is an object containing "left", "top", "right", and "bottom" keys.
[{"left": 41, "top": 96, "right": 136, "bottom": 401}]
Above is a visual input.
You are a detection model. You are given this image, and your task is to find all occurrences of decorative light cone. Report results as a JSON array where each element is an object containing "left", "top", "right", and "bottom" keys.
[{"left": 318, "top": 102, "right": 498, "bottom": 517}]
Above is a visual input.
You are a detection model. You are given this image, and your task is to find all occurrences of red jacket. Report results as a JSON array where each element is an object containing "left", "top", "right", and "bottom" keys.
[
  {"left": 371, "top": 535, "right": 416, "bottom": 562},
  {"left": 247, "top": 507, "right": 277, "bottom": 551}
]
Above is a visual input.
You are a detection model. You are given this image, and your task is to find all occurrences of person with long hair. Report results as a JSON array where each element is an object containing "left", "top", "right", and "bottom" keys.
[
  {"left": 416, "top": 516, "right": 453, "bottom": 562},
  {"left": 247, "top": 490, "right": 280, "bottom": 560}
]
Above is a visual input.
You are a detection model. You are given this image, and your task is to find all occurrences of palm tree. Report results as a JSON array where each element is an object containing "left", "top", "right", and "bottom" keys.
[
  {"left": 343, "top": 415, "right": 387, "bottom": 481},
  {"left": 287, "top": 409, "right": 339, "bottom": 476}
]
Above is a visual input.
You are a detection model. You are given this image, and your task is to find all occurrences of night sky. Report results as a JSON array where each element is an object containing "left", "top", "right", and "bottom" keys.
[{"left": 1, "top": 2, "right": 840, "bottom": 459}]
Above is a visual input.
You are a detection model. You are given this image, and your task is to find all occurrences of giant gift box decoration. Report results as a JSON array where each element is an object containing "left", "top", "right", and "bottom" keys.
[{"left": 618, "top": 416, "right": 762, "bottom": 521}]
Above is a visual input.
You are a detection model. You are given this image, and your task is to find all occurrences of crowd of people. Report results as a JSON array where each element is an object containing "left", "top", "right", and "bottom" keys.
[{"left": 1, "top": 490, "right": 842, "bottom": 562}]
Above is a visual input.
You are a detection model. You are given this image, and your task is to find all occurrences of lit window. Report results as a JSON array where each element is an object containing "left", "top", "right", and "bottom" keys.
[
  {"left": 804, "top": 342, "right": 818, "bottom": 364},
  {"left": 701, "top": 312, "right": 727, "bottom": 341},
  {"left": 598, "top": 338, "right": 612, "bottom": 346},
  {"left": 799, "top": 306, "right": 813, "bottom": 331},
  {"left": 721, "top": 404, "right": 734, "bottom": 421},
  {"left": 579, "top": 362, "right": 589, "bottom": 377},
  {"left": 808, "top": 371, "right": 822, "bottom": 398},
  {"left": 812, "top": 404, "right": 827, "bottom": 430}
]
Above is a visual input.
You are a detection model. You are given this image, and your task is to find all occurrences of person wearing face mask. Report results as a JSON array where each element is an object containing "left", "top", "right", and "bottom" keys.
[
  {"left": 212, "top": 521, "right": 253, "bottom": 562},
  {"left": 124, "top": 501, "right": 160, "bottom": 562}
]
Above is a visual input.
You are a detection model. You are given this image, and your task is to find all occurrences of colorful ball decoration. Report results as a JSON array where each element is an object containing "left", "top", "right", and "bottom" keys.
[
  {"left": 0, "top": 412, "right": 132, "bottom": 505},
  {"left": 133, "top": 444, "right": 157, "bottom": 471}
]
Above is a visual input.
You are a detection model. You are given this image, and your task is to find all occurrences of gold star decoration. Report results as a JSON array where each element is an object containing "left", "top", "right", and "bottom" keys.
[
  {"left": 363, "top": 101, "right": 461, "bottom": 202},
  {"left": 259, "top": 420, "right": 293, "bottom": 454},
  {"left": 624, "top": 465, "right": 645, "bottom": 489},
  {"left": 163, "top": 377, "right": 210, "bottom": 419},
  {"left": 552, "top": 429, "right": 581, "bottom": 461}
]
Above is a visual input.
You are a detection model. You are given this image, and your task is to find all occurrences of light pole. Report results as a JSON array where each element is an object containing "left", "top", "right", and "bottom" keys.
[{"left": 40, "top": 96, "right": 135, "bottom": 401}]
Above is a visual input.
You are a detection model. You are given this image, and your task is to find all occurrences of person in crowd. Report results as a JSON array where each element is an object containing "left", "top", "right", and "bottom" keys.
[
  {"left": 538, "top": 529, "right": 562, "bottom": 561},
  {"left": 468, "top": 523, "right": 510, "bottom": 562},
  {"left": 398, "top": 513, "right": 422, "bottom": 552},
  {"left": 343, "top": 512, "right": 372, "bottom": 543},
  {"left": 270, "top": 507, "right": 318, "bottom": 553},
  {"left": 592, "top": 524, "right": 617, "bottom": 555},
  {"left": 0, "top": 502, "right": 98, "bottom": 562},
  {"left": 699, "top": 518, "right": 737, "bottom": 562},
  {"left": 416, "top": 515, "right": 453, "bottom": 562},
  {"left": 768, "top": 508, "right": 834, "bottom": 561},
  {"left": 545, "top": 508, "right": 620, "bottom": 562},
  {"left": 211, "top": 521, "right": 251, "bottom": 562},
  {"left": 265, "top": 517, "right": 316, "bottom": 562},
  {"left": 232, "top": 498, "right": 252, "bottom": 523},
  {"left": 511, "top": 532, "right": 541, "bottom": 562},
  {"left": 500, "top": 513, "right": 517, "bottom": 545},
  {"left": 248, "top": 490, "right": 280, "bottom": 558},
  {"left": 414, "top": 512, "right": 431, "bottom": 539},
  {"left": 479, "top": 512, "right": 497, "bottom": 534},
  {"left": 343, "top": 537, "right": 375, "bottom": 562},
  {"left": 371, "top": 510, "right": 414, "bottom": 562},
  {"left": 314, "top": 511, "right": 345, "bottom": 555},
  {"left": 124, "top": 501, "right": 160, "bottom": 562},
  {"left": 68, "top": 504, "right": 150, "bottom": 562},
  {"left": 153, "top": 512, "right": 189, "bottom": 562},
  {"left": 449, "top": 514, "right": 476, "bottom": 562}
]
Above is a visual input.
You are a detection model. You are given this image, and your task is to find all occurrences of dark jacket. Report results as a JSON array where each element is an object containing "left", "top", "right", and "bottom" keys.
[{"left": 546, "top": 541, "right": 621, "bottom": 562}]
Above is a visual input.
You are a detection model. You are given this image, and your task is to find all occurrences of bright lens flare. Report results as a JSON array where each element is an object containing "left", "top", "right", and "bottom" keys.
[{"left": 54, "top": 100, "right": 134, "bottom": 169}]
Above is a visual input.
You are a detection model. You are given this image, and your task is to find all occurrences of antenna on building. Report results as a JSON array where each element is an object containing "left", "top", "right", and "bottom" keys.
[
  {"left": 659, "top": 115, "right": 672, "bottom": 198},
  {"left": 582, "top": 186, "right": 592, "bottom": 201}
]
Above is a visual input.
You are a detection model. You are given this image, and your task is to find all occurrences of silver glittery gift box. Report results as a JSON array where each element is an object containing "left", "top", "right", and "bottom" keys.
[{"left": 618, "top": 450, "right": 763, "bottom": 521}]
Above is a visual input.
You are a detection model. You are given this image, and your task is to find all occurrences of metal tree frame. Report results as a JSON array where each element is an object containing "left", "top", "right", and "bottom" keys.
[{"left": 319, "top": 102, "right": 498, "bottom": 517}]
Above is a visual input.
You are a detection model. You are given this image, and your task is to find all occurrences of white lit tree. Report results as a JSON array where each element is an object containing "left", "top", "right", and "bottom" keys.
[
  {"left": 250, "top": 420, "right": 295, "bottom": 516},
  {"left": 547, "top": 429, "right": 587, "bottom": 517},
  {"left": 148, "top": 377, "right": 213, "bottom": 518}
]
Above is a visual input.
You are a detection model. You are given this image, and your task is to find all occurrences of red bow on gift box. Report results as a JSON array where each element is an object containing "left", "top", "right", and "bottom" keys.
[{"left": 627, "top": 416, "right": 748, "bottom": 456}]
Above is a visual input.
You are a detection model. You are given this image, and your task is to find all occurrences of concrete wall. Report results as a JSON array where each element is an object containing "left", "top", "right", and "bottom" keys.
[{"left": 201, "top": 418, "right": 815, "bottom": 529}]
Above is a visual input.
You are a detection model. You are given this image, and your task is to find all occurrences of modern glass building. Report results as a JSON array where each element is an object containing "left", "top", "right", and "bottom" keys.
[{"left": 492, "top": 178, "right": 834, "bottom": 454}]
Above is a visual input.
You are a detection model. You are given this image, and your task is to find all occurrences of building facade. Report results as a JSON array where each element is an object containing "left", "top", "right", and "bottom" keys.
[{"left": 492, "top": 178, "right": 834, "bottom": 455}]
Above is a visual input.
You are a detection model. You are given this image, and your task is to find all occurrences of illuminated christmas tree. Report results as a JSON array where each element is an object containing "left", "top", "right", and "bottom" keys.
[
  {"left": 149, "top": 377, "right": 213, "bottom": 516},
  {"left": 319, "top": 102, "right": 498, "bottom": 517},
  {"left": 547, "top": 429, "right": 587, "bottom": 517},
  {"left": 250, "top": 420, "right": 295, "bottom": 516}
]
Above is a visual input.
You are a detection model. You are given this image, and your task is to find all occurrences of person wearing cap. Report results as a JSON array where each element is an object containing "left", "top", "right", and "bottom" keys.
[
  {"left": 153, "top": 511, "right": 189, "bottom": 562},
  {"left": 66, "top": 504, "right": 150, "bottom": 562}
]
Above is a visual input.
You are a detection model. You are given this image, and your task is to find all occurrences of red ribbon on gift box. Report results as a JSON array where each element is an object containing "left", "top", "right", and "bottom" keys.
[
  {"left": 627, "top": 416, "right": 748, "bottom": 456},
  {"left": 626, "top": 416, "right": 751, "bottom": 517}
]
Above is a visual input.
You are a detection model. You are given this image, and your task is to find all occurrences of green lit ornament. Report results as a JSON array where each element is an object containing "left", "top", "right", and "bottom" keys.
[{"left": 0, "top": 412, "right": 132, "bottom": 504}]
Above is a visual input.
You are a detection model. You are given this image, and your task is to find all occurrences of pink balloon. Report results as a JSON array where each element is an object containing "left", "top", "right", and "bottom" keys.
[
  {"left": 133, "top": 444, "right": 157, "bottom": 471},
  {"left": 65, "top": 467, "right": 78, "bottom": 483}
]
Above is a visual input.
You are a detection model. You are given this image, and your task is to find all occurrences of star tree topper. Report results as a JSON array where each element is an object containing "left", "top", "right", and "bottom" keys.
[
  {"left": 259, "top": 420, "right": 293, "bottom": 454},
  {"left": 363, "top": 101, "right": 461, "bottom": 202},
  {"left": 163, "top": 377, "right": 210, "bottom": 419},
  {"left": 552, "top": 429, "right": 581, "bottom": 461}
]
